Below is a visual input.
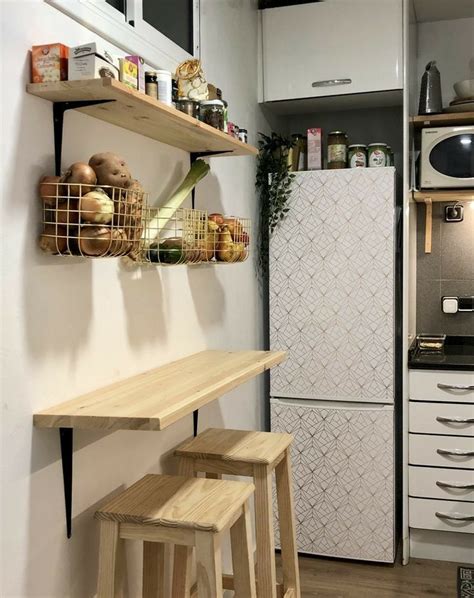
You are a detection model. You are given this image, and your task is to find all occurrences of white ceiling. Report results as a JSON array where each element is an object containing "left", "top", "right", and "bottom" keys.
[{"left": 413, "top": 0, "right": 474, "bottom": 22}]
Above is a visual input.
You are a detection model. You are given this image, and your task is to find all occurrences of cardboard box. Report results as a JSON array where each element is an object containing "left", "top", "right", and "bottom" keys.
[
  {"left": 307, "top": 128, "right": 322, "bottom": 170},
  {"left": 125, "top": 55, "right": 145, "bottom": 92},
  {"left": 119, "top": 59, "right": 138, "bottom": 90},
  {"left": 70, "top": 42, "right": 119, "bottom": 69},
  {"left": 69, "top": 55, "right": 119, "bottom": 81},
  {"left": 31, "top": 43, "right": 68, "bottom": 83}
]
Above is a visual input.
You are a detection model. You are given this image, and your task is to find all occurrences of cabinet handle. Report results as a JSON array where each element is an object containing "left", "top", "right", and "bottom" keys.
[
  {"left": 312, "top": 78, "right": 352, "bottom": 88},
  {"left": 437, "top": 448, "right": 474, "bottom": 457},
  {"left": 437, "top": 383, "right": 474, "bottom": 391},
  {"left": 436, "top": 416, "right": 474, "bottom": 424},
  {"left": 435, "top": 511, "right": 474, "bottom": 522},
  {"left": 436, "top": 480, "right": 474, "bottom": 490}
]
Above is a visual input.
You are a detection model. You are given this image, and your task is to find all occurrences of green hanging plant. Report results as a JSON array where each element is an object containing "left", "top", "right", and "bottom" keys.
[{"left": 256, "top": 132, "right": 295, "bottom": 277}]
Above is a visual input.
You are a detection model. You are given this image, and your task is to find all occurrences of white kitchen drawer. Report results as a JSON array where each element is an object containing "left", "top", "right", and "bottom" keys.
[
  {"left": 409, "top": 466, "right": 474, "bottom": 502},
  {"left": 409, "top": 370, "right": 474, "bottom": 403},
  {"left": 409, "top": 402, "right": 474, "bottom": 437},
  {"left": 409, "top": 434, "right": 474, "bottom": 469},
  {"left": 261, "top": 1, "right": 403, "bottom": 102},
  {"left": 409, "top": 497, "right": 474, "bottom": 534}
]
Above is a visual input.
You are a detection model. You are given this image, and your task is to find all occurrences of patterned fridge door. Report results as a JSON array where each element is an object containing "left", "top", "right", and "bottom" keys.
[
  {"left": 271, "top": 399, "right": 395, "bottom": 562},
  {"left": 269, "top": 168, "right": 395, "bottom": 404}
]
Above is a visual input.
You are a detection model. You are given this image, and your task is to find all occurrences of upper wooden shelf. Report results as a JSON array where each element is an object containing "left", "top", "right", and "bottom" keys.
[
  {"left": 33, "top": 350, "right": 286, "bottom": 431},
  {"left": 413, "top": 189, "right": 474, "bottom": 203},
  {"left": 411, "top": 111, "right": 474, "bottom": 128},
  {"left": 27, "top": 79, "right": 258, "bottom": 158}
]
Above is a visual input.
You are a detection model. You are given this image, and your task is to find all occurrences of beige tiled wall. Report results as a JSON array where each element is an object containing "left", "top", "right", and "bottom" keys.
[{"left": 416, "top": 202, "right": 474, "bottom": 335}]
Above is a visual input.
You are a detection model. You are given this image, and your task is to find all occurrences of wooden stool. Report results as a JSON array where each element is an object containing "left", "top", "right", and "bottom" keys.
[
  {"left": 95, "top": 473, "right": 256, "bottom": 598},
  {"left": 175, "top": 429, "right": 300, "bottom": 598}
]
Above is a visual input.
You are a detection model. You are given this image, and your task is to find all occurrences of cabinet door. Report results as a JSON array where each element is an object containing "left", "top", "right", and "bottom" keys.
[
  {"left": 271, "top": 400, "right": 395, "bottom": 562},
  {"left": 262, "top": 0, "right": 403, "bottom": 102}
]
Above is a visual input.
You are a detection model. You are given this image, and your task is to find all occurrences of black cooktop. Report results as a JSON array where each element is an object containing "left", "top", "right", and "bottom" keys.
[{"left": 409, "top": 336, "right": 474, "bottom": 371}]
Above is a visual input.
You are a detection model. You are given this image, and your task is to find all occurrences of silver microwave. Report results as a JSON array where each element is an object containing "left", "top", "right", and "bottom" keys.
[{"left": 420, "top": 126, "right": 474, "bottom": 188}]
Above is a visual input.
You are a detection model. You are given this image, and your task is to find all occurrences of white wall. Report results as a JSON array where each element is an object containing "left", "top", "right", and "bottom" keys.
[
  {"left": 0, "top": 1, "right": 267, "bottom": 596},
  {"left": 417, "top": 17, "right": 474, "bottom": 106}
]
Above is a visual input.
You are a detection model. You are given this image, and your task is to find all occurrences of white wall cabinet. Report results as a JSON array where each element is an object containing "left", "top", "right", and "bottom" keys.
[{"left": 261, "top": 0, "right": 403, "bottom": 102}]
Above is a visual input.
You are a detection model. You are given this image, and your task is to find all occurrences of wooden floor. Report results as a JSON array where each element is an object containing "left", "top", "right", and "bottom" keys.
[{"left": 277, "top": 554, "right": 460, "bottom": 597}]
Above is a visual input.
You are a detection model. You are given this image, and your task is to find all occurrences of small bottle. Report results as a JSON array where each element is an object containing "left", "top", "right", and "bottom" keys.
[
  {"left": 238, "top": 128, "right": 248, "bottom": 143},
  {"left": 145, "top": 71, "right": 158, "bottom": 99},
  {"left": 156, "top": 69, "right": 172, "bottom": 105}
]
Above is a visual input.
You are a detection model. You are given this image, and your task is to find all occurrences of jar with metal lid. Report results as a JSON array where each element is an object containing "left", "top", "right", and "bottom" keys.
[
  {"left": 155, "top": 69, "right": 172, "bottom": 105},
  {"left": 327, "top": 131, "right": 347, "bottom": 169},
  {"left": 238, "top": 128, "right": 248, "bottom": 143},
  {"left": 368, "top": 143, "right": 389, "bottom": 167},
  {"left": 176, "top": 98, "right": 199, "bottom": 118},
  {"left": 386, "top": 145, "right": 394, "bottom": 166},
  {"left": 348, "top": 144, "right": 367, "bottom": 168},
  {"left": 145, "top": 71, "right": 158, "bottom": 99},
  {"left": 199, "top": 100, "right": 225, "bottom": 130}
]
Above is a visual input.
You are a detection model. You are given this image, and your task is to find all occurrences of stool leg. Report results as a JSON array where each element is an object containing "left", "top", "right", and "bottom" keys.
[
  {"left": 230, "top": 502, "right": 257, "bottom": 598},
  {"left": 171, "top": 545, "right": 193, "bottom": 598},
  {"left": 195, "top": 532, "right": 223, "bottom": 598},
  {"left": 275, "top": 448, "right": 300, "bottom": 598},
  {"left": 143, "top": 541, "right": 165, "bottom": 598},
  {"left": 253, "top": 464, "right": 277, "bottom": 598},
  {"left": 97, "top": 519, "right": 121, "bottom": 598}
]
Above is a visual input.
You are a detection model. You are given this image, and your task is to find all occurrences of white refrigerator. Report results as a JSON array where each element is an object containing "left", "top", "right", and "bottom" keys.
[{"left": 270, "top": 167, "right": 397, "bottom": 563}]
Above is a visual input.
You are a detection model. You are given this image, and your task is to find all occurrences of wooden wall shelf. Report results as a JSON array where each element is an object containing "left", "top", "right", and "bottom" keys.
[
  {"left": 411, "top": 111, "right": 474, "bottom": 128},
  {"left": 27, "top": 79, "right": 258, "bottom": 157},
  {"left": 413, "top": 190, "right": 474, "bottom": 203}
]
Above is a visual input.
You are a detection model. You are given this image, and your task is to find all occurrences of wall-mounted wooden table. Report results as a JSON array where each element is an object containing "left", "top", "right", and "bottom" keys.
[{"left": 33, "top": 350, "right": 286, "bottom": 537}]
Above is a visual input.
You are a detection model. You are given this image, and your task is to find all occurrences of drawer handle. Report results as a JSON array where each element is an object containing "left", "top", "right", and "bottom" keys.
[
  {"left": 435, "top": 511, "right": 474, "bottom": 522},
  {"left": 437, "top": 448, "right": 474, "bottom": 457},
  {"left": 437, "top": 383, "right": 474, "bottom": 391},
  {"left": 436, "top": 416, "right": 474, "bottom": 424},
  {"left": 436, "top": 480, "right": 474, "bottom": 490},
  {"left": 312, "top": 78, "right": 352, "bottom": 88}
]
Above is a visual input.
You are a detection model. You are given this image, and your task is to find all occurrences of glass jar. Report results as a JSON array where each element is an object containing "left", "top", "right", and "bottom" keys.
[
  {"left": 368, "top": 143, "right": 389, "bottom": 167},
  {"left": 199, "top": 100, "right": 225, "bottom": 130},
  {"left": 145, "top": 71, "right": 158, "bottom": 99},
  {"left": 348, "top": 144, "right": 367, "bottom": 168},
  {"left": 327, "top": 131, "right": 347, "bottom": 169},
  {"left": 238, "top": 128, "right": 248, "bottom": 143},
  {"left": 176, "top": 99, "right": 199, "bottom": 117},
  {"left": 386, "top": 145, "right": 394, "bottom": 166}
]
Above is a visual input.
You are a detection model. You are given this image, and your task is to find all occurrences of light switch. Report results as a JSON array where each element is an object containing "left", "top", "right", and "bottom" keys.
[{"left": 442, "top": 297, "right": 458, "bottom": 314}]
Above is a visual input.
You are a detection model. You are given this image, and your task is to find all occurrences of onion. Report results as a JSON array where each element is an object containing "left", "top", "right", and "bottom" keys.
[
  {"left": 38, "top": 224, "right": 68, "bottom": 254},
  {"left": 79, "top": 189, "right": 114, "bottom": 224},
  {"left": 61, "top": 162, "right": 97, "bottom": 197},
  {"left": 78, "top": 226, "right": 129, "bottom": 256},
  {"left": 39, "top": 175, "right": 62, "bottom": 205},
  {"left": 54, "top": 198, "right": 80, "bottom": 225}
]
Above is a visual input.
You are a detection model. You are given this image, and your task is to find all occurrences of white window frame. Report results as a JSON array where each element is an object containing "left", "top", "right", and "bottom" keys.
[{"left": 46, "top": 0, "right": 200, "bottom": 72}]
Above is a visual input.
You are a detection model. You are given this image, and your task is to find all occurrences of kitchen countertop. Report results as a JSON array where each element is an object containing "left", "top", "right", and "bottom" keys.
[{"left": 408, "top": 336, "right": 474, "bottom": 371}]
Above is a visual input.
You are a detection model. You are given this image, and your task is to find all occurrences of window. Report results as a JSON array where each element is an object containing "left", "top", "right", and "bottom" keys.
[{"left": 47, "top": 0, "right": 199, "bottom": 72}]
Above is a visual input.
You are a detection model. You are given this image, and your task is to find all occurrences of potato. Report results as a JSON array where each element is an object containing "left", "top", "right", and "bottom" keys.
[
  {"left": 39, "top": 175, "right": 62, "bottom": 205},
  {"left": 38, "top": 224, "right": 68, "bottom": 254},
  {"left": 88, "top": 152, "right": 132, "bottom": 190}
]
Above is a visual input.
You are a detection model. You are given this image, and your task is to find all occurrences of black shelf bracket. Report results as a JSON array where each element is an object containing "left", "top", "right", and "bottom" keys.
[
  {"left": 59, "top": 427, "right": 73, "bottom": 538},
  {"left": 53, "top": 99, "right": 115, "bottom": 176}
]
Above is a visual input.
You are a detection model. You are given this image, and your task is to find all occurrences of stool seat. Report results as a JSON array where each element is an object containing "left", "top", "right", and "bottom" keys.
[
  {"left": 95, "top": 474, "right": 254, "bottom": 533},
  {"left": 175, "top": 428, "right": 293, "bottom": 465}
]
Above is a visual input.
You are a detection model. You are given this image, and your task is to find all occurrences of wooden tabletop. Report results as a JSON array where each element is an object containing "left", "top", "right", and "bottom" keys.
[{"left": 33, "top": 350, "right": 286, "bottom": 431}]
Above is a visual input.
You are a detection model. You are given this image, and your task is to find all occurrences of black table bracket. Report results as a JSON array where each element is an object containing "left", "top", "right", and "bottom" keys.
[
  {"left": 53, "top": 99, "right": 115, "bottom": 176},
  {"left": 59, "top": 427, "right": 73, "bottom": 538}
]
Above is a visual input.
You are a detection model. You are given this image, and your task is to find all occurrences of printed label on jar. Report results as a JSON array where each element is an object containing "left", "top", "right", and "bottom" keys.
[
  {"left": 328, "top": 144, "right": 347, "bottom": 164},
  {"left": 369, "top": 149, "right": 387, "bottom": 167},
  {"left": 349, "top": 151, "right": 367, "bottom": 168}
]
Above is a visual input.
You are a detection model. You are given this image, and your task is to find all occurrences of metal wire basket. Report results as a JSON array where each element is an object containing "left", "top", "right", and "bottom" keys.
[
  {"left": 137, "top": 206, "right": 209, "bottom": 265},
  {"left": 207, "top": 215, "right": 251, "bottom": 264},
  {"left": 39, "top": 180, "right": 146, "bottom": 258}
]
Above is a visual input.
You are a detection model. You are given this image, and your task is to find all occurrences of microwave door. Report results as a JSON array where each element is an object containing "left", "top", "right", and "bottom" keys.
[{"left": 421, "top": 127, "right": 474, "bottom": 189}]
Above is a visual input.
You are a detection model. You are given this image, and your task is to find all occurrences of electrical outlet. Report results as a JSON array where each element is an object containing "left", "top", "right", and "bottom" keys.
[{"left": 445, "top": 204, "right": 464, "bottom": 222}]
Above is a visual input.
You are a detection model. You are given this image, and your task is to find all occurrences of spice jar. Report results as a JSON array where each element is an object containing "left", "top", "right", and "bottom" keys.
[
  {"left": 327, "top": 131, "right": 347, "bottom": 169},
  {"left": 348, "top": 144, "right": 367, "bottom": 168},
  {"left": 156, "top": 69, "right": 172, "bottom": 105},
  {"left": 145, "top": 71, "right": 158, "bottom": 99},
  {"left": 176, "top": 98, "right": 199, "bottom": 117},
  {"left": 368, "top": 143, "right": 389, "bottom": 167},
  {"left": 199, "top": 100, "right": 225, "bottom": 130}
]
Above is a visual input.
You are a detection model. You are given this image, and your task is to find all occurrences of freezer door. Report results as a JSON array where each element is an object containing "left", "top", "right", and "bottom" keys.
[
  {"left": 270, "top": 168, "right": 395, "bottom": 404},
  {"left": 271, "top": 399, "right": 395, "bottom": 562}
]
